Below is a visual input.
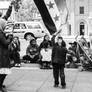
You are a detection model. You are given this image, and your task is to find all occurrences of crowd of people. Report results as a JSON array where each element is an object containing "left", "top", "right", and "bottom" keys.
[
  {"left": 0, "top": 0, "right": 91, "bottom": 92},
  {"left": 0, "top": 4, "right": 81, "bottom": 90},
  {"left": 22, "top": 31, "right": 67, "bottom": 88},
  {"left": 0, "top": 1, "right": 67, "bottom": 91}
]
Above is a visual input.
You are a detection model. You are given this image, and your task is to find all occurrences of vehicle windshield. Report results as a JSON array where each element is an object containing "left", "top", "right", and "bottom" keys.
[
  {"left": 14, "top": 23, "right": 27, "bottom": 29},
  {"left": 5, "top": 24, "right": 14, "bottom": 31}
]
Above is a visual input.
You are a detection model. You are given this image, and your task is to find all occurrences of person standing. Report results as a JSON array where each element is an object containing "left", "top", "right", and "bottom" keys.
[
  {"left": 51, "top": 31, "right": 67, "bottom": 88},
  {"left": 0, "top": 1, "right": 13, "bottom": 92},
  {"left": 9, "top": 36, "right": 21, "bottom": 67},
  {"left": 0, "top": 18, "right": 12, "bottom": 92}
]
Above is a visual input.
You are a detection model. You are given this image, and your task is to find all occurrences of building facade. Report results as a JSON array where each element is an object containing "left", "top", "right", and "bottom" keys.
[
  {"left": 1, "top": 0, "right": 92, "bottom": 37},
  {"left": 67, "top": 0, "right": 92, "bottom": 36}
]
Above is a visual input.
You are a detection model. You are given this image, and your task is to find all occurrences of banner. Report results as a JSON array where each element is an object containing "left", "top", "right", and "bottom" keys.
[{"left": 34, "top": 0, "right": 68, "bottom": 35}]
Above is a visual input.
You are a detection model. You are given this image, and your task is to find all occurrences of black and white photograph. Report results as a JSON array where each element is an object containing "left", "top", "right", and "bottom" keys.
[{"left": 0, "top": 0, "right": 92, "bottom": 92}]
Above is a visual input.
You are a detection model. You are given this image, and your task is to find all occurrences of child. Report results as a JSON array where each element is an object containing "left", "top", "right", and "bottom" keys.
[{"left": 51, "top": 32, "right": 67, "bottom": 88}]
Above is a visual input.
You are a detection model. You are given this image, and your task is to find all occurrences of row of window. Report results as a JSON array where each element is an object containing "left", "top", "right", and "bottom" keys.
[{"left": 80, "top": 6, "right": 84, "bottom": 14}]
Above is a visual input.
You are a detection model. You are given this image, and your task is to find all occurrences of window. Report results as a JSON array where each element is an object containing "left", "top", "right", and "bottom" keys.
[
  {"left": 34, "top": 24, "right": 41, "bottom": 29},
  {"left": 27, "top": 25, "right": 33, "bottom": 29},
  {"left": 20, "top": 23, "right": 26, "bottom": 29},
  {"left": 5, "top": 24, "right": 13, "bottom": 30},
  {"left": 80, "top": 22, "right": 85, "bottom": 35},
  {"left": 14, "top": 24, "right": 20, "bottom": 29},
  {"left": 80, "top": 6, "right": 84, "bottom": 14}
]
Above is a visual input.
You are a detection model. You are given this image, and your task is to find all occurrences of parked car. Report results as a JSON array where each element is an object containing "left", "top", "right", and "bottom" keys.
[{"left": 5, "top": 21, "right": 47, "bottom": 40}]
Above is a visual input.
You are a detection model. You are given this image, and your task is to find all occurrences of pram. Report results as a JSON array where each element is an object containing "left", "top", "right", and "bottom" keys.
[{"left": 77, "top": 37, "right": 92, "bottom": 71}]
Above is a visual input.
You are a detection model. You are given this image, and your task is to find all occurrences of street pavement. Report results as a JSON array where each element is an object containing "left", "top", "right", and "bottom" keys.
[
  {"left": 3, "top": 64, "right": 92, "bottom": 92},
  {"left": 6, "top": 38, "right": 92, "bottom": 92}
]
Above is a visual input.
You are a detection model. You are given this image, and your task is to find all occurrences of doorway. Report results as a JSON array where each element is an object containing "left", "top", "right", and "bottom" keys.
[{"left": 80, "top": 22, "right": 85, "bottom": 35}]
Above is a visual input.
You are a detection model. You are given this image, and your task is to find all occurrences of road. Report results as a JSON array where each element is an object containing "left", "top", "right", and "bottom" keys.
[{"left": 4, "top": 67, "right": 92, "bottom": 92}]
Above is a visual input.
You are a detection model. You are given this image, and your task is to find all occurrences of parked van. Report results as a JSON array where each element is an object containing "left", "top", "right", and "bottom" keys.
[{"left": 5, "top": 21, "right": 46, "bottom": 39}]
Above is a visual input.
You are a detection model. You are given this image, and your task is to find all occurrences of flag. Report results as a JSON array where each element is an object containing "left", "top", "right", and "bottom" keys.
[
  {"left": 33, "top": 0, "right": 68, "bottom": 35},
  {"left": 55, "top": 0, "right": 68, "bottom": 24}
]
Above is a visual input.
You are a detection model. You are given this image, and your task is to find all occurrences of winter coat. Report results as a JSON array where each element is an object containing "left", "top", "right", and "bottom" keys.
[
  {"left": 51, "top": 35, "right": 67, "bottom": 66},
  {"left": 39, "top": 40, "right": 52, "bottom": 51},
  {"left": 0, "top": 19, "right": 10, "bottom": 68},
  {"left": 0, "top": 5, "right": 12, "bottom": 68}
]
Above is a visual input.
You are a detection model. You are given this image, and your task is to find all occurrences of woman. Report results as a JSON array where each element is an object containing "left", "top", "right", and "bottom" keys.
[
  {"left": 0, "top": 18, "right": 11, "bottom": 92},
  {"left": 39, "top": 34, "right": 52, "bottom": 69},
  {"left": 0, "top": 1, "right": 13, "bottom": 92}
]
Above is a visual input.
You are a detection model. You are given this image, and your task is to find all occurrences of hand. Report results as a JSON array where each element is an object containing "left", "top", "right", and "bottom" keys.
[
  {"left": 53, "top": 29, "right": 62, "bottom": 37},
  {"left": 10, "top": 0, "right": 15, "bottom": 6}
]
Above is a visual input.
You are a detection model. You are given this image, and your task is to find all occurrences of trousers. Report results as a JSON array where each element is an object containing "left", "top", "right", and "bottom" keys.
[
  {"left": 0, "top": 74, "right": 6, "bottom": 87},
  {"left": 52, "top": 63, "right": 66, "bottom": 86}
]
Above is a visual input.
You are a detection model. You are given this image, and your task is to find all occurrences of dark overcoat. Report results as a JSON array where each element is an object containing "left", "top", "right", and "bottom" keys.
[
  {"left": 0, "top": 30, "right": 10, "bottom": 68},
  {"left": 0, "top": 4, "right": 12, "bottom": 68}
]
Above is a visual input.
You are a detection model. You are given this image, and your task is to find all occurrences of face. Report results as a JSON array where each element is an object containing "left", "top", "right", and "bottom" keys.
[
  {"left": 45, "top": 35, "right": 50, "bottom": 41},
  {"left": 13, "top": 38, "right": 18, "bottom": 43},
  {"left": 9, "top": 35, "right": 13, "bottom": 39},
  {"left": 32, "top": 40, "right": 36, "bottom": 45},
  {"left": 57, "top": 38, "right": 62, "bottom": 46}
]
